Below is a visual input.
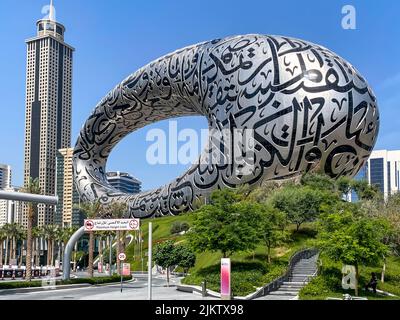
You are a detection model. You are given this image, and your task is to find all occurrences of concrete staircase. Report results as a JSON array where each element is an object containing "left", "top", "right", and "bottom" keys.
[{"left": 256, "top": 254, "right": 319, "bottom": 300}]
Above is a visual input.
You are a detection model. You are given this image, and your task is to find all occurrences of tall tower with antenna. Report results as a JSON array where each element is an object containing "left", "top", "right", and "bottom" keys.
[{"left": 23, "top": 0, "right": 75, "bottom": 227}]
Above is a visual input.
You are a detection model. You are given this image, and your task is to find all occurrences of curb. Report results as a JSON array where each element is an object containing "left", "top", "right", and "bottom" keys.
[
  {"left": 0, "top": 283, "right": 91, "bottom": 295},
  {"left": 176, "top": 284, "right": 221, "bottom": 299},
  {"left": 0, "top": 278, "right": 135, "bottom": 295}
]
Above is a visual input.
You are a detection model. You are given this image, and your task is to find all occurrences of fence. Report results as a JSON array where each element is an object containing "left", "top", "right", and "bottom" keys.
[{"left": 0, "top": 267, "right": 60, "bottom": 280}]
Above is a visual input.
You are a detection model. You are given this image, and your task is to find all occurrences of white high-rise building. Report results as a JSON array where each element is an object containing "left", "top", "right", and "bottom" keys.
[
  {"left": 365, "top": 150, "right": 400, "bottom": 199},
  {"left": 23, "top": 1, "right": 74, "bottom": 227},
  {"left": 0, "top": 164, "right": 12, "bottom": 226},
  {"left": 0, "top": 164, "right": 11, "bottom": 189},
  {"left": 0, "top": 165, "right": 22, "bottom": 226},
  {"left": 0, "top": 187, "right": 23, "bottom": 227},
  {"left": 0, "top": 198, "right": 7, "bottom": 226}
]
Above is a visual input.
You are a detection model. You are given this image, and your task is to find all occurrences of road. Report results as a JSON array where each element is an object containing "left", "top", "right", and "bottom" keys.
[{"left": 0, "top": 274, "right": 217, "bottom": 300}]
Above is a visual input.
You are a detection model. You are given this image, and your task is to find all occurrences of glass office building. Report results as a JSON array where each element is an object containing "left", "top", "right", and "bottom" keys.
[{"left": 106, "top": 172, "right": 142, "bottom": 194}]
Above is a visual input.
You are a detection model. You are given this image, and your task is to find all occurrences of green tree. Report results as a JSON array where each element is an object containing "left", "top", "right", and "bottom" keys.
[
  {"left": 317, "top": 209, "right": 389, "bottom": 296},
  {"left": 272, "top": 185, "right": 334, "bottom": 231},
  {"left": 336, "top": 176, "right": 353, "bottom": 201},
  {"left": 21, "top": 177, "right": 41, "bottom": 281},
  {"left": 154, "top": 240, "right": 180, "bottom": 286},
  {"left": 360, "top": 193, "right": 400, "bottom": 282},
  {"left": 384, "top": 194, "right": 400, "bottom": 256},
  {"left": 246, "top": 181, "right": 283, "bottom": 203},
  {"left": 77, "top": 200, "right": 105, "bottom": 277},
  {"left": 300, "top": 173, "right": 337, "bottom": 193},
  {"left": 351, "top": 179, "right": 381, "bottom": 201},
  {"left": 258, "top": 205, "right": 288, "bottom": 263},
  {"left": 188, "top": 189, "right": 261, "bottom": 258},
  {"left": 176, "top": 245, "right": 196, "bottom": 275}
]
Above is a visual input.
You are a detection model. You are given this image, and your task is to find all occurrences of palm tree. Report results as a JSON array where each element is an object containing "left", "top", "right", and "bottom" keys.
[
  {"left": 18, "top": 228, "right": 26, "bottom": 267},
  {"left": 105, "top": 201, "right": 128, "bottom": 275},
  {"left": 0, "top": 226, "right": 7, "bottom": 266},
  {"left": 77, "top": 200, "right": 105, "bottom": 277},
  {"left": 32, "top": 227, "right": 42, "bottom": 267},
  {"left": 59, "top": 226, "right": 77, "bottom": 267},
  {"left": 7, "top": 223, "right": 23, "bottom": 262},
  {"left": 42, "top": 225, "right": 59, "bottom": 266},
  {"left": 102, "top": 230, "right": 116, "bottom": 274},
  {"left": 2, "top": 223, "right": 13, "bottom": 266},
  {"left": 21, "top": 177, "right": 41, "bottom": 281},
  {"left": 96, "top": 231, "right": 105, "bottom": 273}
]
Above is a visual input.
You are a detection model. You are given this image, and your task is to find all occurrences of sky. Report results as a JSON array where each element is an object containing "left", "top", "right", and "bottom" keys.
[{"left": 0, "top": 0, "right": 399, "bottom": 191}]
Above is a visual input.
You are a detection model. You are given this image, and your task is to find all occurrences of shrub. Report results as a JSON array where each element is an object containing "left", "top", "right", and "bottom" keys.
[
  {"left": 299, "top": 276, "right": 332, "bottom": 298},
  {"left": 180, "top": 222, "right": 190, "bottom": 232},
  {"left": 171, "top": 221, "right": 190, "bottom": 235}
]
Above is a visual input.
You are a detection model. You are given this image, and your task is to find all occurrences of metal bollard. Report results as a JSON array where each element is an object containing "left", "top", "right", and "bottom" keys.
[{"left": 202, "top": 280, "right": 207, "bottom": 297}]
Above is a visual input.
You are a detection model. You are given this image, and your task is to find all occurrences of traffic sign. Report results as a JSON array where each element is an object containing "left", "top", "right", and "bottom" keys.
[
  {"left": 129, "top": 219, "right": 139, "bottom": 230},
  {"left": 83, "top": 219, "right": 140, "bottom": 231},
  {"left": 118, "top": 253, "right": 126, "bottom": 261},
  {"left": 122, "top": 263, "right": 131, "bottom": 276},
  {"left": 84, "top": 219, "right": 94, "bottom": 231}
]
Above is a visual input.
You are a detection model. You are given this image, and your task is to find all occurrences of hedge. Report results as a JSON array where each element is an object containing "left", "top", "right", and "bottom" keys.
[{"left": 0, "top": 274, "right": 132, "bottom": 290}]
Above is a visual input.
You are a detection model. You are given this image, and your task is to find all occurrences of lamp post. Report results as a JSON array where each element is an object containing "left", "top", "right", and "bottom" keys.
[{"left": 148, "top": 222, "right": 152, "bottom": 300}]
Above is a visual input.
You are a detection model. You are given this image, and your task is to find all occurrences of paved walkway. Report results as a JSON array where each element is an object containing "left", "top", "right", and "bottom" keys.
[
  {"left": 256, "top": 254, "right": 319, "bottom": 300},
  {"left": 0, "top": 274, "right": 217, "bottom": 300}
]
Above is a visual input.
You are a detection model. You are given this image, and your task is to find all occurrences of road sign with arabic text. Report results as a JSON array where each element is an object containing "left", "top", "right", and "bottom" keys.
[{"left": 84, "top": 219, "right": 140, "bottom": 231}]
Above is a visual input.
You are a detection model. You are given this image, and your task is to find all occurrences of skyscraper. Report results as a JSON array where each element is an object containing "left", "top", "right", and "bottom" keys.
[
  {"left": 23, "top": 1, "right": 74, "bottom": 227},
  {"left": 106, "top": 172, "right": 142, "bottom": 194},
  {"left": 55, "top": 148, "right": 83, "bottom": 227}
]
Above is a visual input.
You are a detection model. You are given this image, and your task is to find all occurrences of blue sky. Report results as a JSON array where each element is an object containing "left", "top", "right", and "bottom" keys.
[{"left": 0, "top": 0, "right": 399, "bottom": 191}]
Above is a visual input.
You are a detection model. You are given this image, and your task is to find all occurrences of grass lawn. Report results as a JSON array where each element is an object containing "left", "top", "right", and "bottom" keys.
[{"left": 299, "top": 254, "right": 400, "bottom": 300}]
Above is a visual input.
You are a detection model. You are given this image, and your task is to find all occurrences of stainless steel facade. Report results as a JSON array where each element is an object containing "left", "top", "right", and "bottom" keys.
[{"left": 73, "top": 34, "right": 379, "bottom": 218}]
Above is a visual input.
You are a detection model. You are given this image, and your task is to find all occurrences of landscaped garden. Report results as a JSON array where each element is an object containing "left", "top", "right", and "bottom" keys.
[{"left": 123, "top": 173, "right": 400, "bottom": 299}]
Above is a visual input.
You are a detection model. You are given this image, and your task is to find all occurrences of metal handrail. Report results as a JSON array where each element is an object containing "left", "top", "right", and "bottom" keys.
[{"left": 249, "top": 248, "right": 319, "bottom": 299}]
